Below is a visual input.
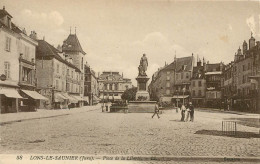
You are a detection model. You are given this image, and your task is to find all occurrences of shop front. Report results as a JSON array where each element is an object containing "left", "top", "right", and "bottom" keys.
[{"left": 0, "top": 87, "right": 23, "bottom": 113}]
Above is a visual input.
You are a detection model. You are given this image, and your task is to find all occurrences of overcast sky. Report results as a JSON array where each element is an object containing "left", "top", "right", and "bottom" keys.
[{"left": 1, "top": 0, "right": 259, "bottom": 86}]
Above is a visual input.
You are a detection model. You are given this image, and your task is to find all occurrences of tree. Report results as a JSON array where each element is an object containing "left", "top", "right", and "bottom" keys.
[{"left": 121, "top": 87, "right": 137, "bottom": 101}]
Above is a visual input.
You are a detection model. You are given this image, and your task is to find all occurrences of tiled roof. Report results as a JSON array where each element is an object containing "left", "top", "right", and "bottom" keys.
[
  {"left": 62, "top": 34, "right": 86, "bottom": 55},
  {"left": 0, "top": 9, "right": 12, "bottom": 19},
  {"left": 36, "top": 40, "right": 81, "bottom": 72},
  {"left": 175, "top": 56, "right": 193, "bottom": 72}
]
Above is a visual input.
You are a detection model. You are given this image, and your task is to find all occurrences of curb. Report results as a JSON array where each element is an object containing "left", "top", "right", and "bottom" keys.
[{"left": 0, "top": 108, "right": 99, "bottom": 126}]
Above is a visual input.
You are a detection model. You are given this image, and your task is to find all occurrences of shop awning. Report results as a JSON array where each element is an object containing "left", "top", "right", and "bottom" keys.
[
  {"left": 93, "top": 95, "right": 101, "bottom": 101},
  {"left": 0, "top": 88, "right": 23, "bottom": 99},
  {"left": 63, "top": 93, "right": 78, "bottom": 103},
  {"left": 54, "top": 93, "right": 67, "bottom": 102},
  {"left": 73, "top": 95, "right": 84, "bottom": 101},
  {"left": 21, "top": 90, "right": 48, "bottom": 100},
  {"left": 172, "top": 95, "right": 189, "bottom": 99}
]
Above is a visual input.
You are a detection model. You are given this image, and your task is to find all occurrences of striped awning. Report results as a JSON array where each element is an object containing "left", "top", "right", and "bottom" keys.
[{"left": 21, "top": 90, "right": 48, "bottom": 100}]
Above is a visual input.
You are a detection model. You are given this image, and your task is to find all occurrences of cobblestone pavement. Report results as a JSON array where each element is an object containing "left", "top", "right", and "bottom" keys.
[{"left": 0, "top": 106, "right": 259, "bottom": 158}]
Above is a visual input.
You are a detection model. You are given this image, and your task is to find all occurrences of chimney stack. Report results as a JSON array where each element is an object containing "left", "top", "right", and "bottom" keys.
[{"left": 29, "top": 31, "right": 38, "bottom": 40}]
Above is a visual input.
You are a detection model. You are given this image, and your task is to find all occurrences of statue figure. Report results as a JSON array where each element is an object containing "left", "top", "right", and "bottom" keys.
[{"left": 138, "top": 54, "right": 148, "bottom": 76}]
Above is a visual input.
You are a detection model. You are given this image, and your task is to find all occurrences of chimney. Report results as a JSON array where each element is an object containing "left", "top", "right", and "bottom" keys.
[
  {"left": 122, "top": 72, "right": 123, "bottom": 78},
  {"left": 242, "top": 40, "right": 247, "bottom": 54},
  {"left": 249, "top": 32, "right": 255, "bottom": 49},
  {"left": 57, "top": 44, "right": 62, "bottom": 52},
  {"left": 29, "top": 31, "right": 38, "bottom": 40}
]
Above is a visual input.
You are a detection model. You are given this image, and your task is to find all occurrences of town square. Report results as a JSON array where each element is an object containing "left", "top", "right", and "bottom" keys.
[{"left": 0, "top": 0, "right": 259, "bottom": 163}]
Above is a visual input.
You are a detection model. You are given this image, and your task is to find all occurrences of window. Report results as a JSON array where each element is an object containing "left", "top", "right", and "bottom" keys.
[
  {"left": 115, "top": 83, "right": 118, "bottom": 90},
  {"left": 62, "top": 81, "right": 65, "bottom": 91},
  {"left": 109, "top": 84, "right": 113, "bottom": 90},
  {"left": 71, "top": 84, "right": 73, "bottom": 92},
  {"left": 243, "top": 65, "right": 245, "bottom": 71},
  {"left": 67, "top": 69, "right": 69, "bottom": 76},
  {"left": 4, "top": 61, "right": 10, "bottom": 79},
  {"left": 166, "top": 89, "right": 170, "bottom": 95},
  {"left": 166, "top": 76, "right": 170, "bottom": 80},
  {"left": 193, "top": 81, "right": 195, "bottom": 87},
  {"left": 198, "top": 81, "right": 202, "bottom": 87},
  {"left": 57, "top": 64, "right": 59, "bottom": 74},
  {"left": 198, "top": 90, "right": 202, "bottom": 96},
  {"left": 25, "top": 46, "right": 29, "bottom": 60},
  {"left": 62, "top": 65, "right": 65, "bottom": 75},
  {"left": 248, "top": 63, "right": 251, "bottom": 70},
  {"left": 167, "top": 71, "right": 170, "bottom": 75},
  {"left": 66, "top": 83, "right": 70, "bottom": 91},
  {"left": 166, "top": 82, "right": 170, "bottom": 87},
  {"left": 81, "top": 57, "right": 83, "bottom": 69},
  {"left": 71, "top": 70, "right": 74, "bottom": 78},
  {"left": 5, "top": 37, "right": 11, "bottom": 52},
  {"left": 186, "top": 73, "right": 189, "bottom": 79},
  {"left": 22, "top": 67, "right": 32, "bottom": 83},
  {"left": 104, "top": 84, "right": 107, "bottom": 90},
  {"left": 56, "top": 80, "right": 59, "bottom": 90},
  {"left": 181, "top": 72, "right": 183, "bottom": 79},
  {"left": 193, "top": 90, "right": 195, "bottom": 96}
]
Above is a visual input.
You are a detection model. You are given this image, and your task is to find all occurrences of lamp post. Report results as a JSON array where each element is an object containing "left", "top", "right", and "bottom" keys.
[
  {"left": 182, "top": 87, "right": 186, "bottom": 105},
  {"left": 176, "top": 90, "right": 179, "bottom": 113}
]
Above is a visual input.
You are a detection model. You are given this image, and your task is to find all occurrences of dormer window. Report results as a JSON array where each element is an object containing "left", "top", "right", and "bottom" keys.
[{"left": 7, "top": 16, "right": 11, "bottom": 28}]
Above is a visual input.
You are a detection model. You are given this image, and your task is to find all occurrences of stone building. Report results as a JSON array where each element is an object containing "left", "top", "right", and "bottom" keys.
[
  {"left": 149, "top": 62, "right": 175, "bottom": 103},
  {"left": 98, "top": 71, "right": 132, "bottom": 101},
  {"left": 190, "top": 58, "right": 206, "bottom": 107},
  {"left": 204, "top": 62, "right": 224, "bottom": 108},
  {"left": 84, "top": 63, "right": 99, "bottom": 105},
  {"left": 224, "top": 34, "right": 260, "bottom": 112},
  {"left": 62, "top": 32, "right": 86, "bottom": 107},
  {"left": 149, "top": 55, "right": 194, "bottom": 106},
  {"left": 36, "top": 39, "right": 83, "bottom": 109},
  {"left": 0, "top": 7, "right": 46, "bottom": 113},
  {"left": 172, "top": 55, "right": 194, "bottom": 106}
]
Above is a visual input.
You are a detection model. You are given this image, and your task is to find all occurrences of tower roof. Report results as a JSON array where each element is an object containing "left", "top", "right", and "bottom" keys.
[
  {"left": 62, "top": 34, "right": 86, "bottom": 55},
  {"left": 0, "top": 6, "right": 12, "bottom": 19}
]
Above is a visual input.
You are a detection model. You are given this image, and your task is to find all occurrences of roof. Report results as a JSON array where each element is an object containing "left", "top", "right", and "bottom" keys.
[
  {"left": 98, "top": 72, "right": 127, "bottom": 82},
  {"left": 62, "top": 34, "right": 86, "bottom": 55},
  {"left": 36, "top": 40, "right": 81, "bottom": 72},
  {"left": 206, "top": 63, "right": 221, "bottom": 72},
  {"left": 175, "top": 56, "right": 193, "bottom": 72},
  {"left": 0, "top": 8, "right": 12, "bottom": 19}
]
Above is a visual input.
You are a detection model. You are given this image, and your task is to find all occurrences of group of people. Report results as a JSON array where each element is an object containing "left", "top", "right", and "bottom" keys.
[
  {"left": 152, "top": 101, "right": 195, "bottom": 122},
  {"left": 180, "top": 102, "right": 194, "bottom": 122}
]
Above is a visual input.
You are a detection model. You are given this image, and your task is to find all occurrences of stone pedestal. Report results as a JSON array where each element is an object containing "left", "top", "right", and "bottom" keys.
[{"left": 136, "top": 75, "right": 150, "bottom": 101}]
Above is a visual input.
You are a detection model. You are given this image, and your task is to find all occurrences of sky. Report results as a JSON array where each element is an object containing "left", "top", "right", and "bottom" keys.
[{"left": 1, "top": 0, "right": 260, "bottom": 86}]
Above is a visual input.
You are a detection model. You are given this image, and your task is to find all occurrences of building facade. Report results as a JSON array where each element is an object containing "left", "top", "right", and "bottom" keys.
[
  {"left": 84, "top": 63, "right": 99, "bottom": 105},
  {"left": 0, "top": 7, "right": 46, "bottom": 113},
  {"left": 190, "top": 59, "right": 206, "bottom": 107},
  {"left": 98, "top": 71, "right": 132, "bottom": 102},
  {"left": 223, "top": 34, "right": 260, "bottom": 112},
  {"left": 62, "top": 33, "right": 86, "bottom": 107},
  {"left": 36, "top": 39, "right": 83, "bottom": 109}
]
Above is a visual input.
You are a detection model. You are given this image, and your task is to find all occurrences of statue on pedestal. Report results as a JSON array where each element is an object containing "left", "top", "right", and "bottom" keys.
[{"left": 138, "top": 54, "right": 148, "bottom": 76}]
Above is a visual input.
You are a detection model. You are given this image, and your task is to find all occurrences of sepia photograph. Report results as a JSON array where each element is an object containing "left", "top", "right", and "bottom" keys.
[{"left": 0, "top": 0, "right": 259, "bottom": 163}]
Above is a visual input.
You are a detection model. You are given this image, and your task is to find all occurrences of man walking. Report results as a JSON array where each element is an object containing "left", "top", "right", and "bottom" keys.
[{"left": 152, "top": 102, "right": 160, "bottom": 119}]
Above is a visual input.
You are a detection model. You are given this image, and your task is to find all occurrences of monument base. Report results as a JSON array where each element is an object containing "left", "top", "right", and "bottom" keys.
[
  {"left": 128, "top": 101, "right": 156, "bottom": 113},
  {"left": 136, "top": 91, "right": 150, "bottom": 101}
]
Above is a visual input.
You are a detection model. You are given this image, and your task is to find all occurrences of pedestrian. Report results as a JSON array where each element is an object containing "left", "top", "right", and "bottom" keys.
[
  {"left": 152, "top": 102, "right": 160, "bottom": 119},
  {"left": 189, "top": 102, "right": 194, "bottom": 122},
  {"left": 180, "top": 104, "right": 186, "bottom": 121},
  {"left": 105, "top": 101, "right": 108, "bottom": 112},
  {"left": 185, "top": 103, "right": 190, "bottom": 122}
]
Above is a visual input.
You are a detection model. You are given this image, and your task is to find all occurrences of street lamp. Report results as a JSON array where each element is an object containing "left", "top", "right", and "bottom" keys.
[
  {"left": 182, "top": 87, "right": 186, "bottom": 105},
  {"left": 176, "top": 89, "right": 179, "bottom": 113}
]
